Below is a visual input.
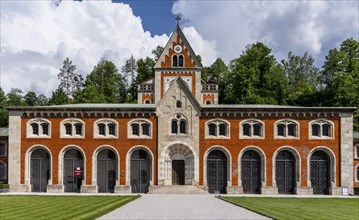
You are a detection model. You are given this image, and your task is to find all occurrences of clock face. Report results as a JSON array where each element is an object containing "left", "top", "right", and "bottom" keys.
[{"left": 174, "top": 45, "right": 182, "bottom": 53}]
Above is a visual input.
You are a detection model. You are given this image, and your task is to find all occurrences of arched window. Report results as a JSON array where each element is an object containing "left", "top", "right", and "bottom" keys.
[
  {"left": 94, "top": 119, "right": 118, "bottom": 138},
  {"left": 176, "top": 100, "right": 182, "bottom": 108},
  {"left": 206, "top": 119, "right": 230, "bottom": 138},
  {"left": 173, "top": 55, "right": 178, "bottom": 67},
  {"left": 27, "top": 118, "right": 51, "bottom": 138},
  {"left": 275, "top": 119, "right": 299, "bottom": 138},
  {"left": 170, "top": 114, "right": 187, "bottom": 135},
  {"left": 128, "top": 119, "right": 152, "bottom": 138},
  {"left": 310, "top": 120, "right": 334, "bottom": 139},
  {"left": 178, "top": 55, "right": 184, "bottom": 67},
  {"left": 205, "top": 100, "right": 212, "bottom": 105},
  {"left": 144, "top": 99, "right": 151, "bottom": 104},
  {"left": 60, "top": 119, "right": 85, "bottom": 138},
  {"left": 356, "top": 165, "right": 359, "bottom": 182},
  {"left": 0, "top": 142, "right": 6, "bottom": 156},
  {"left": 240, "top": 119, "right": 264, "bottom": 139}
]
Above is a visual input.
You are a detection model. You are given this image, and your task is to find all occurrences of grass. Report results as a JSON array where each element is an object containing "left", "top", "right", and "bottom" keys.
[
  {"left": 0, "top": 195, "right": 139, "bottom": 220},
  {"left": 220, "top": 197, "right": 359, "bottom": 220}
]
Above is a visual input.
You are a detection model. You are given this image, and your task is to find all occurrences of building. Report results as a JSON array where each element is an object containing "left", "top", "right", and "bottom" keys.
[
  {"left": 0, "top": 128, "right": 9, "bottom": 184},
  {"left": 7, "top": 23, "right": 356, "bottom": 195},
  {"left": 354, "top": 131, "right": 359, "bottom": 191}
]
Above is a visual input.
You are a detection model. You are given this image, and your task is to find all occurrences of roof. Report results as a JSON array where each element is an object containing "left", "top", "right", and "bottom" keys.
[
  {"left": 201, "top": 104, "right": 357, "bottom": 111},
  {"left": 7, "top": 103, "right": 156, "bottom": 111},
  {"left": 0, "top": 128, "right": 9, "bottom": 137}
]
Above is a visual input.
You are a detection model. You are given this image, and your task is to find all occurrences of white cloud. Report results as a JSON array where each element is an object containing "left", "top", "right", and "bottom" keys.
[
  {"left": 1, "top": 1, "right": 211, "bottom": 96},
  {"left": 172, "top": 0, "right": 358, "bottom": 65}
]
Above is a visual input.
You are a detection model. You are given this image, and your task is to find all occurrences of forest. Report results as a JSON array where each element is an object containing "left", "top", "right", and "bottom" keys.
[{"left": 0, "top": 38, "right": 358, "bottom": 130}]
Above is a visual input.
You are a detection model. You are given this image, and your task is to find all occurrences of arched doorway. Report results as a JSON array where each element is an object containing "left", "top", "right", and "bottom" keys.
[
  {"left": 310, "top": 151, "right": 330, "bottom": 194},
  {"left": 130, "top": 149, "right": 151, "bottom": 193},
  {"left": 276, "top": 150, "right": 296, "bottom": 194},
  {"left": 207, "top": 150, "right": 227, "bottom": 194},
  {"left": 97, "top": 149, "right": 117, "bottom": 193},
  {"left": 241, "top": 150, "right": 261, "bottom": 194},
  {"left": 64, "top": 149, "right": 83, "bottom": 192},
  {"left": 30, "top": 149, "right": 50, "bottom": 192}
]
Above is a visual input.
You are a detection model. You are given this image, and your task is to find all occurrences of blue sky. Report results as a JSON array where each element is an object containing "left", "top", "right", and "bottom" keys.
[
  {"left": 1, "top": 0, "right": 358, "bottom": 96},
  {"left": 119, "top": 0, "right": 175, "bottom": 35}
]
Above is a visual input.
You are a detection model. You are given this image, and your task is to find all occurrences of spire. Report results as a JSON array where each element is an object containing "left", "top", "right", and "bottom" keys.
[{"left": 175, "top": 15, "right": 181, "bottom": 26}]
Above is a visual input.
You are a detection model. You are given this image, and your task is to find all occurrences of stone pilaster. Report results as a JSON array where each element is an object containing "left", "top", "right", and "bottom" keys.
[
  {"left": 8, "top": 112, "right": 23, "bottom": 191},
  {"left": 340, "top": 113, "right": 354, "bottom": 195}
]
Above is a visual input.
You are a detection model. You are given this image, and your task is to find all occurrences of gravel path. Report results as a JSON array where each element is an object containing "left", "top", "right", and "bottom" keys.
[{"left": 98, "top": 194, "right": 269, "bottom": 220}]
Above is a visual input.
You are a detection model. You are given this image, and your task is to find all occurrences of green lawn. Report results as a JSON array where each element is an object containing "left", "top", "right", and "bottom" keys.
[
  {"left": 0, "top": 195, "right": 139, "bottom": 220},
  {"left": 220, "top": 197, "right": 359, "bottom": 220}
]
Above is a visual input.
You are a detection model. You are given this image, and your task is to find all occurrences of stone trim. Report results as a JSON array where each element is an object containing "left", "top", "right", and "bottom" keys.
[
  {"left": 60, "top": 118, "right": 85, "bottom": 139},
  {"left": 127, "top": 118, "right": 153, "bottom": 139},
  {"left": 239, "top": 119, "right": 265, "bottom": 139},
  {"left": 238, "top": 146, "right": 267, "bottom": 188},
  {"left": 26, "top": 118, "right": 51, "bottom": 139},
  {"left": 125, "top": 145, "right": 155, "bottom": 186},
  {"left": 273, "top": 119, "right": 300, "bottom": 140},
  {"left": 272, "top": 146, "right": 301, "bottom": 193},
  {"left": 307, "top": 146, "right": 336, "bottom": 192},
  {"left": 93, "top": 118, "right": 119, "bottom": 139},
  {"left": 204, "top": 119, "right": 231, "bottom": 139},
  {"left": 91, "top": 145, "right": 120, "bottom": 186},
  {"left": 58, "top": 145, "right": 86, "bottom": 185},
  {"left": 203, "top": 145, "right": 232, "bottom": 187},
  {"left": 24, "top": 145, "right": 53, "bottom": 187},
  {"left": 308, "top": 118, "right": 334, "bottom": 140}
]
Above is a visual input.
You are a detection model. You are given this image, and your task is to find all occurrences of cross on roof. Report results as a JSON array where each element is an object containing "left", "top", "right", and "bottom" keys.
[{"left": 175, "top": 15, "right": 181, "bottom": 26}]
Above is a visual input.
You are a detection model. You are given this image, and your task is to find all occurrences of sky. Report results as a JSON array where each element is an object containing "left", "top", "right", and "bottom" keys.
[{"left": 1, "top": 0, "right": 358, "bottom": 97}]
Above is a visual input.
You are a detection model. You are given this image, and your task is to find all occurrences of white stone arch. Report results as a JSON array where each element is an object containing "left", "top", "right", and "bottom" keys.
[
  {"left": 24, "top": 144, "right": 53, "bottom": 185},
  {"left": 273, "top": 119, "right": 300, "bottom": 139},
  {"left": 159, "top": 141, "right": 198, "bottom": 185},
  {"left": 203, "top": 145, "right": 232, "bottom": 187},
  {"left": 239, "top": 118, "right": 265, "bottom": 139},
  {"left": 168, "top": 113, "right": 188, "bottom": 135},
  {"left": 127, "top": 118, "right": 153, "bottom": 138},
  {"left": 204, "top": 118, "right": 231, "bottom": 138},
  {"left": 272, "top": 146, "right": 301, "bottom": 190},
  {"left": 93, "top": 118, "right": 119, "bottom": 138},
  {"left": 308, "top": 118, "right": 335, "bottom": 139},
  {"left": 26, "top": 118, "right": 52, "bottom": 138},
  {"left": 60, "top": 118, "right": 86, "bottom": 138},
  {"left": 58, "top": 145, "right": 86, "bottom": 185},
  {"left": 91, "top": 145, "right": 120, "bottom": 186},
  {"left": 238, "top": 146, "right": 267, "bottom": 187},
  {"left": 126, "top": 145, "right": 155, "bottom": 186},
  {"left": 307, "top": 146, "right": 336, "bottom": 188}
]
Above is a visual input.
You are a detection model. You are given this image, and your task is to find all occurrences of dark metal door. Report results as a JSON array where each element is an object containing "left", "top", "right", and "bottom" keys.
[
  {"left": 30, "top": 149, "right": 49, "bottom": 192},
  {"left": 310, "top": 151, "right": 330, "bottom": 195},
  {"left": 241, "top": 150, "right": 261, "bottom": 194},
  {"left": 276, "top": 150, "right": 295, "bottom": 194},
  {"left": 172, "top": 160, "right": 185, "bottom": 185},
  {"left": 97, "top": 150, "right": 117, "bottom": 193},
  {"left": 207, "top": 150, "right": 227, "bottom": 194},
  {"left": 131, "top": 150, "right": 151, "bottom": 193},
  {"left": 64, "top": 149, "right": 83, "bottom": 193}
]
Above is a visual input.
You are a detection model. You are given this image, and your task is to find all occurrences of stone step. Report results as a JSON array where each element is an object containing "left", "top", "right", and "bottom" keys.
[{"left": 149, "top": 185, "right": 209, "bottom": 194}]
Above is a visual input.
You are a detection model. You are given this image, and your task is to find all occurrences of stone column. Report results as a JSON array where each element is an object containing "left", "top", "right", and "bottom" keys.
[{"left": 340, "top": 113, "right": 354, "bottom": 195}]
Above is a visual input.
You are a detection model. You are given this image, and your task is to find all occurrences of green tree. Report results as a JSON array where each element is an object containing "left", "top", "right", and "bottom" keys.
[
  {"left": 24, "top": 91, "right": 38, "bottom": 106},
  {"left": 48, "top": 88, "right": 71, "bottom": 105},
  {"left": 7, "top": 88, "right": 26, "bottom": 106},
  {"left": 0, "top": 87, "right": 8, "bottom": 127},
  {"left": 152, "top": 45, "right": 164, "bottom": 62},
  {"left": 321, "top": 38, "right": 359, "bottom": 130},
  {"left": 58, "top": 57, "right": 84, "bottom": 99},
  {"left": 77, "top": 60, "right": 126, "bottom": 103},
  {"left": 281, "top": 52, "right": 319, "bottom": 106},
  {"left": 226, "top": 42, "right": 287, "bottom": 104},
  {"left": 37, "top": 94, "right": 49, "bottom": 106}
]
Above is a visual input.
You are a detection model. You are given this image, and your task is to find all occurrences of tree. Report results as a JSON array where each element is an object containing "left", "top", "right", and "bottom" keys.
[
  {"left": 0, "top": 87, "right": 8, "bottom": 127},
  {"left": 121, "top": 55, "right": 137, "bottom": 88},
  {"left": 77, "top": 60, "right": 126, "bottom": 103},
  {"left": 7, "top": 88, "right": 26, "bottom": 106},
  {"left": 58, "top": 57, "right": 84, "bottom": 99},
  {"left": 37, "top": 94, "right": 49, "bottom": 106},
  {"left": 152, "top": 45, "right": 164, "bottom": 62},
  {"left": 226, "top": 42, "right": 287, "bottom": 104},
  {"left": 321, "top": 38, "right": 359, "bottom": 130},
  {"left": 281, "top": 52, "right": 320, "bottom": 106},
  {"left": 48, "top": 88, "right": 71, "bottom": 105},
  {"left": 24, "top": 91, "right": 38, "bottom": 106}
]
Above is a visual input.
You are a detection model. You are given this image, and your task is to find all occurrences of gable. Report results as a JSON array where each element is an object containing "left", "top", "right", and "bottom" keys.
[
  {"left": 154, "top": 26, "right": 202, "bottom": 69},
  {"left": 156, "top": 76, "right": 201, "bottom": 115}
]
